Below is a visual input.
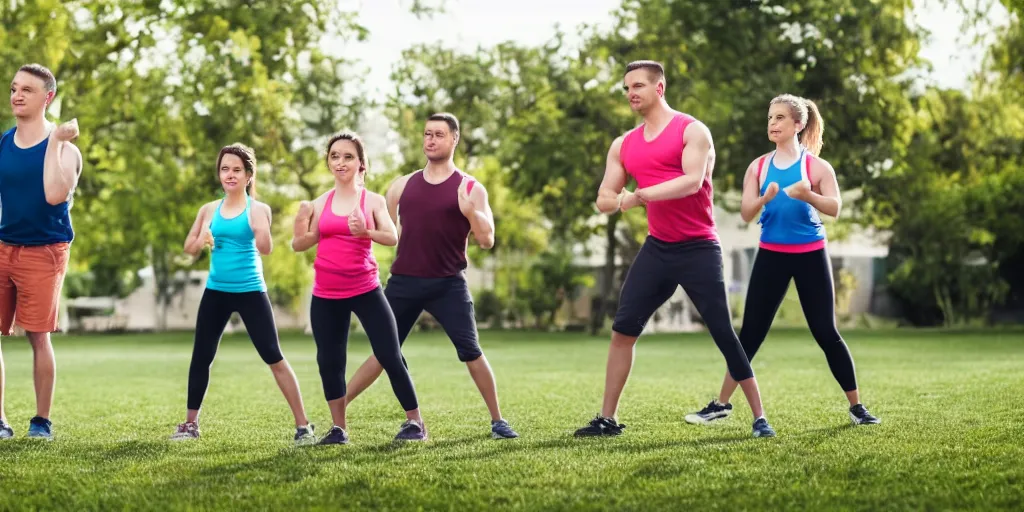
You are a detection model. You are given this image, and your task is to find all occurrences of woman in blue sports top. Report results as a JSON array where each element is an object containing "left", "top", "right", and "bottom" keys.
[
  {"left": 171, "top": 143, "right": 316, "bottom": 445},
  {"left": 685, "top": 95, "right": 880, "bottom": 428}
]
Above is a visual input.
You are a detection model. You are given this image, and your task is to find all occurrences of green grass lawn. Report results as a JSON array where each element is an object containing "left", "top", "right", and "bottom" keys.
[{"left": 0, "top": 328, "right": 1022, "bottom": 510}]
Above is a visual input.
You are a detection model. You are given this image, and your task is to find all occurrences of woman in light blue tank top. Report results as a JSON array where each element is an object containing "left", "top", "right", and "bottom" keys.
[
  {"left": 685, "top": 95, "right": 880, "bottom": 428},
  {"left": 171, "top": 143, "right": 316, "bottom": 445}
]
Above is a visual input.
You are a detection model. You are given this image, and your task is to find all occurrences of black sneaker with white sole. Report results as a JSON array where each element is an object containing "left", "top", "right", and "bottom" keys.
[
  {"left": 849, "top": 404, "right": 881, "bottom": 425},
  {"left": 684, "top": 399, "right": 734, "bottom": 425},
  {"left": 573, "top": 415, "right": 626, "bottom": 437}
]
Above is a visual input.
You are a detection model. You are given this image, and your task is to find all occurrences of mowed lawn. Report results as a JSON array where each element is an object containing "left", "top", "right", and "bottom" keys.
[{"left": 0, "top": 327, "right": 1022, "bottom": 510}]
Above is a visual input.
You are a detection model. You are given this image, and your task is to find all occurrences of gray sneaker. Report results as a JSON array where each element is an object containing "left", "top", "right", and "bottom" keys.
[
  {"left": 294, "top": 424, "right": 317, "bottom": 446},
  {"left": 0, "top": 419, "right": 13, "bottom": 440},
  {"left": 394, "top": 420, "right": 428, "bottom": 441}
]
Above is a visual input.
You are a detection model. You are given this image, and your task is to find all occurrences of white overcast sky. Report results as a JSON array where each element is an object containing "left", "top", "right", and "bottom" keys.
[{"left": 339, "top": 0, "right": 1011, "bottom": 100}]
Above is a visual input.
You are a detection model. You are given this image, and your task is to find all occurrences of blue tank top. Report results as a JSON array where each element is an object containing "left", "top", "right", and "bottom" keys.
[
  {"left": 205, "top": 195, "right": 267, "bottom": 293},
  {"left": 757, "top": 150, "right": 826, "bottom": 245},
  {"left": 0, "top": 127, "right": 75, "bottom": 246}
]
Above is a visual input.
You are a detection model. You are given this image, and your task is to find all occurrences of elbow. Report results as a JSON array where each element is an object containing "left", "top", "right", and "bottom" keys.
[
  {"left": 45, "top": 192, "right": 67, "bottom": 206},
  {"left": 290, "top": 238, "right": 304, "bottom": 252},
  {"left": 740, "top": 211, "right": 756, "bottom": 224},
  {"left": 475, "top": 232, "right": 495, "bottom": 250}
]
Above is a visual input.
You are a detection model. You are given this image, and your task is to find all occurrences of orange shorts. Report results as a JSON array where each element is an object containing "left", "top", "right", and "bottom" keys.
[{"left": 0, "top": 242, "right": 71, "bottom": 336}]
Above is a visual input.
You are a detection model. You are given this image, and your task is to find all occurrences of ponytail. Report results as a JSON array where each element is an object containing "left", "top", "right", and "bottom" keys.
[
  {"left": 800, "top": 98, "right": 825, "bottom": 156},
  {"left": 246, "top": 177, "right": 257, "bottom": 199}
]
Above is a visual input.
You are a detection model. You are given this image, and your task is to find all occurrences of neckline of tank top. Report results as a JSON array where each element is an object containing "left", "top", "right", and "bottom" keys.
[
  {"left": 217, "top": 195, "right": 250, "bottom": 221},
  {"left": 769, "top": 149, "right": 805, "bottom": 170},
  {"left": 4, "top": 128, "right": 50, "bottom": 152},
  {"left": 638, "top": 112, "right": 685, "bottom": 144},
  {"left": 326, "top": 188, "right": 365, "bottom": 218},
  {"left": 417, "top": 168, "right": 462, "bottom": 186}
]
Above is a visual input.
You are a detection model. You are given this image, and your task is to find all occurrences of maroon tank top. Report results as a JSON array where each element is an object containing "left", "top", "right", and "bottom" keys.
[{"left": 390, "top": 170, "right": 476, "bottom": 278}]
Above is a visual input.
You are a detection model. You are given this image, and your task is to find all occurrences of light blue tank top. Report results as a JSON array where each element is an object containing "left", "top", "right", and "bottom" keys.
[
  {"left": 757, "top": 150, "right": 826, "bottom": 245},
  {"left": 206, "top": 195, "right": 266, "bottom": 293}
]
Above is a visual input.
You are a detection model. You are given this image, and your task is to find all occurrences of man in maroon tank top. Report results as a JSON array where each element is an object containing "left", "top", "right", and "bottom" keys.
[
  {"left": 344, "top": 113, "right": 519, "bottom": 439},
  {"left": 573, "top": 61, "right": 776, "bottom": 438}
]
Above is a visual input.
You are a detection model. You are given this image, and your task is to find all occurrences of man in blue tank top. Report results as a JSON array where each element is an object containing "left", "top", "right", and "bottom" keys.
[{"left": 0, "top": 64, "right": 84, "bottom": 441}]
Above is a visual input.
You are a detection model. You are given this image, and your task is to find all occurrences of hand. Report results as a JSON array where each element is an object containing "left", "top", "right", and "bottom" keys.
[
  {"left": 201, "top": 224, "right": 214, "bottom": 251},
  {"left": 348, "top": 206, "right": 368, "bottom": 238},
  {"left": 458, "top": 177, "right": 476, "bottom": 218},
  {"left": 296, "top": 200, "right": 314, "bottom": 222},
  {"left": 784, "top": 179, "right": 811, "bottom": 201},
  {"left": 619, "top": 190, "right": 646, "bottom": 212},
  {"left": 761, "top": 182, "right": 780, "bottom": 204},
  {"left": 53, "top": 118, "right": 79, "bottom": 142}
]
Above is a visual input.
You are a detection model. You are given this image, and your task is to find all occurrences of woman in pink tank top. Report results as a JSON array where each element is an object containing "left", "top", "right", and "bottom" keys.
[{"left": 291, "top": 132, "right": 427, "bottom": 444}]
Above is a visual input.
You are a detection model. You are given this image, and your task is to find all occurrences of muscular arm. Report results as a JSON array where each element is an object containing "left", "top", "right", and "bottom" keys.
[
  {"left": 367, "top": 193, "right": 399, "bottom": 246},
  {"left": 183, "top": 203, "right": 212, "bottom": 257},
  {"left": 802, "top": 158, "right": 842, "bottom": 218},
  {"left": 464, "top": 181, "right": 495, "bottom": 250},
  {"left": 636, "top": 122, "right": 713, "bottom": 202},
  {"left": 595, "top": 136, "right": 628, "bottom": 213},
  {"left": 43, "top": 138, "right": 83, "bottom": 205}
]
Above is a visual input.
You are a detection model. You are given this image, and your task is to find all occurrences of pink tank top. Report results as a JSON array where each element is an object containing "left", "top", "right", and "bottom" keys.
[
  {"left": 312, "top": 188, "right": 380, "bottom": 299},
  {"left": 620, "top": 112, "right": 718, "bottom": 243}
]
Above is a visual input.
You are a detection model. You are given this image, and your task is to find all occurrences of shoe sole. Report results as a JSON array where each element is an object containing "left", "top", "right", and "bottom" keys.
[
  {"left": 849, "top": 412, "right": 882, "bottom": 425},
  {"left": 27, "top": 434, "right": 54, "bottom": 441},
  {"left": 684, "top": 411, "right": 732, "bottom": 425},
  {"left": 295, "top": 437, "right": 318, "bottom": 447},
  {"left": 753, "top": 431, "right": 776, "bottom": 438},
  {"left": 492, "top": 432, "right": 519, "bottom": 439}
]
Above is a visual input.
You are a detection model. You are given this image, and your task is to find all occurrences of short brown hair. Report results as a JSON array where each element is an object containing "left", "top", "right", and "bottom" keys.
[
  {"left": 427, "top": 112, "right": 460, "bottom": 136},
  {"left": 624, "top": 60, "right": 665, "bottom": 82},
  {"left": 17, "top": 63, "right": 56, "bottom": 93}
]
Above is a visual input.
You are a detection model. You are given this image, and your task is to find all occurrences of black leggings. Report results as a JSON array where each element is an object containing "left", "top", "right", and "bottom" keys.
[
  {"left": 740, "top": 248, "right": 858, "bottom": 392},
  {"left": 310, "top": 287, "right": 419, "bottom": 411},
  {"left": 613, "top": 238, "right": 755, "bottom": 382},
  {"left": 187, "top": 289, "right": 284, "bottom": 410}
]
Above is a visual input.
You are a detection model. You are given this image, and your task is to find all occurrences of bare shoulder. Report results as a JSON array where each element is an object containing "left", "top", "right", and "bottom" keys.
[
  {"left": 366, "top": 190, "right": 387, "bottom": 208},
  {"left": 252, "top": 200, "right": 273, "bottom": 216},
  {"left": 808, "top": 154, "right": 836, "bottom": 175},
  {"left": 683, "top": 120, "right": 713, "bottom": 143}
]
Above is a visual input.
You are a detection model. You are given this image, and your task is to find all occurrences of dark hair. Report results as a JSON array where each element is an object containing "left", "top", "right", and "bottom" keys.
[
  {"left": 624, "top": 60, "right": 666, "bottom": 82},
  {"left": 216, "top": 143, "right": 258, "bottom": 198},
  {"left": 770, "top": 94, "right": 825, "bottom": 156},
  {"left": 427, "top": 112, "right": 460, "bottom": 137},
  {"left": 325, "top": 131, "right": 368, "bottom": 185},
  {"left": 17, "top": 63, "right": 57, "bottom": 94}
]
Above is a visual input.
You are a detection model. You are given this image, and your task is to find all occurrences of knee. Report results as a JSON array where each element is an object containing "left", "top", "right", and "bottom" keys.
[
  {"left": 267, "top": 357, "right": 289, "bottom": 372},
  {"left": 610, "top": 330, "right": 640, "bottom": 347},
  {"left": 26, "top": 331, "right": 51, "bottom": 348}
]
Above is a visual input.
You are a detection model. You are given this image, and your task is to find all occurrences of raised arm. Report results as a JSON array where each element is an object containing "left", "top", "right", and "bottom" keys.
[
  {"left": 364, "top": 193, "right": 399, "bottom": 247},
  {"left": 291, "top": 193, "right": 328, "bottom": 252},
  {"left": 786, "top": 156, "right": 842, "bottom": 218},
  {"left": 385, "top": 174, "right": 410, "bottom": 239},
  {"left": 459, "top": 178, "right": 495, "bottom": 250},
  {"left": 184, "top": 203, "right": 214, "bottom": 257},
  {"left": 636, "top": 121, "right": 713, "bottom": 202},
  {"left": 43, "top": 120, "right": 83, "bottom": 205},
  {"left": 740, "top": 156, "right": 779, "bottom": 223},
  {"left": 595, "top": 136, "right": 630, "bottom": 213}
]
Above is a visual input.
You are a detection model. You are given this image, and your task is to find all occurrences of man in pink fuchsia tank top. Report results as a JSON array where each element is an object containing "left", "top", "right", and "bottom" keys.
[
  {"left": 344, "top": 113, "right": 518, "bottom": 440},
  {"left": 573, "top": 60, "right": 776, "bottom": 439}
]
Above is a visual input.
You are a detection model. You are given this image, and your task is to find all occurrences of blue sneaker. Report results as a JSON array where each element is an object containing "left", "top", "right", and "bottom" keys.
[
  {"left": 318, "top": 426, "right": 349, "bottom": 445},
  {"left": 491, "top": 419, "right": 519, "bottom": 439},
  {"left": 849, "top": 404, "right": 881, "bottom": 425},
  {"left": 0, "top": 419, "right": 13, "bottom": 440},
  {"left": 394, "top": 420, "right": 428, "bottom": 441},
  {"left": 752, "top": 417, "right": 776, "bottom": 438},
  {"left": 27, "top": 416, "right": 53, "bottom": 441}
]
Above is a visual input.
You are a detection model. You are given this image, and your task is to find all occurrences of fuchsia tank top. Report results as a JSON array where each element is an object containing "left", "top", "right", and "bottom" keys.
[
  {"left": 620, "top": 112, "right": 718, "bottom": 243},
  {"left": 313, "top": 188, "right": 380, "bottom": 299}
]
